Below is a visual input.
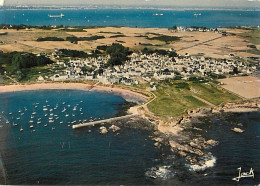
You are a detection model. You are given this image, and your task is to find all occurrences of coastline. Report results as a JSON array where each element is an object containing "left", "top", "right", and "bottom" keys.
[{"left": 0, "top": 82, "right": 148, "bottom": 104}]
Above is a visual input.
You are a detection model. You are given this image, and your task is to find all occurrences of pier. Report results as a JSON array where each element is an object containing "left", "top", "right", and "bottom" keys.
[{"left": 72, "top": 114, "right": 139, "bottom": 129}]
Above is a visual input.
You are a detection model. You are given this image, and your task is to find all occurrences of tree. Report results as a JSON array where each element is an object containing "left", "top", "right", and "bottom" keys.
[
  {"left": 233, "top": 67, "right": 239, "bottom": 74},
  {"left": 106, "top": 43, "right": 132, "bottom": 67}
]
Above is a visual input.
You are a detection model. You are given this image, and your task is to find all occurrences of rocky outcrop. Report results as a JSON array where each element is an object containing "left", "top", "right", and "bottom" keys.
[
  {"left": 100, "top": 126, "right": 108, "bottom": 134},
  {"left": 232, "top": 127, "right": 244, "bottom": 133},
  {"left": 109, "top": 125, "right": 120, "bottom": 132},
  {"left": 206, "top": 139, "right": 219, "bottom": 146}
]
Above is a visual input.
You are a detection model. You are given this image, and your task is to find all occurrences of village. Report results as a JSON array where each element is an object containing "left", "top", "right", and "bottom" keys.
[{"left": 46, "top": 50, "right": 257, "bottom": 88}]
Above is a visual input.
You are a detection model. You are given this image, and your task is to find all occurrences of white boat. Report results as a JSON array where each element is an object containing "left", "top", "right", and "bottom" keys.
[
  {"left": 194, "top": 13, "right": 202, "bottom": 16},
  {"left": 32, "top": 112, "right": 37, "bottom": 115},
  {"left": 52, "top": 127, "right": 55, "bottom": 130},
  {"left": 44, "top": 124, "right": 48, "bottom": 127},
  {"left": 65, "top": 114, "right": 69, "bottom": 117},
  {"left": 31, "top": 115, "right": 34, "bottom": 119},
  {"left": 62, "top": 108, "right": 66, "bottom": 113},
  {"left": 9, "top": 112, "right": 12, "bottom": 115},
  {"left": 30, "top": 125, "right": 34, "bottom": 128},
  {"left": 18, "top": 109, "right": 22, "bottom": 113},
  {"left": 13, "top": 123, "right": 18, "bottom": 126},
  {"left": 20, "top": 127, "right": 23, "bottom": 132},
  {"left": 17, "top": 117, "right": 20, "bottom": 120},
  {"left": 73, "top": 106, "right": 77, "bottom": 111},
  {"left": 29, "top": 120, "right": 34, "bottom": 123},
  {"left": 37, "top": 121, "right": 41, "bottom": 124},
  {"left": 49, "top": 120, "right": 54, "bottom": 123},
  {"left": 43, "top": 108, "right": 48, "bottom": 111},
  {"left": 48, "top": 13, "right": 65, "bottom": 18}
]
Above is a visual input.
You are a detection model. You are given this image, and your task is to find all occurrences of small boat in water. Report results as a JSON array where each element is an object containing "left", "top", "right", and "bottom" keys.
[
  {"left": 194, "top": 13, "right": 202, "bottom": 16},
  {"left": 30, "top": 125, "right": 34, "bottom": 129},
  {"left": 48, "top": 13, "right": 65, "bottom": 18},
  {"left": 20, "top": 127, "right": 23, "bottom": 132}
]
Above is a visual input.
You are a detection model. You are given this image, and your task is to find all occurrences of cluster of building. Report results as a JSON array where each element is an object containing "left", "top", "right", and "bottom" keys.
[
  {"left": 47, "top": 52, "right": 256, "bottom": 87},
  {"left": 169, "top": 27, "right": 229, "bottom": 36}
]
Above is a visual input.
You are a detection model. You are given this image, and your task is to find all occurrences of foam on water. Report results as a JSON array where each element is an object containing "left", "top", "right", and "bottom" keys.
[
  {"left": 187, "top": 155, "right": 216, "bottom": 172},
  {"left": 145, "top": 165, "right": 175, "bottom": 180}
]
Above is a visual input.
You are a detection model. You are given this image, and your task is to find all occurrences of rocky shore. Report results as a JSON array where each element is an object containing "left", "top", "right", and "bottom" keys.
[{"left": 135, "top": 100, "right": 259, "bottom": 171}]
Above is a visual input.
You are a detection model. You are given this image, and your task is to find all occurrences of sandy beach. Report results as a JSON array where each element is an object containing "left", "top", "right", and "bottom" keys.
[{"left": 0, "top": 83, "right": 148, "bottom": 104}]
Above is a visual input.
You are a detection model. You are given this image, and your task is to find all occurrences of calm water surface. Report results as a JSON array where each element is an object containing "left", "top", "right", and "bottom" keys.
[
  {"left": 0, "top": 90, "right": 162, "bottom": 185},
  {"left": 0, "top": 9, "right": 259, "bottom": 27}
]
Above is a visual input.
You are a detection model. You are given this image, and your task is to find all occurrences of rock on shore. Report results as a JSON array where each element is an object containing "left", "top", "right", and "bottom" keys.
[
  {"left": 100, "top": 126, "right": 108, "bottom": 134},
  {"left": 109, "top": 125, "right": 120, "bottom": 132},
  {"left": 231, "top": 127, "right": 244, "bottom": 133}
]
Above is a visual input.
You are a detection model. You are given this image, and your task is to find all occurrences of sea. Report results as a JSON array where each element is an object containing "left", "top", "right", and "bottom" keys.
[
  {"left": 0, "top": 9, "right": 259, "bottom": 28},
  {"left": 0, "top": 90, "right": 259, "bottom": 185}
]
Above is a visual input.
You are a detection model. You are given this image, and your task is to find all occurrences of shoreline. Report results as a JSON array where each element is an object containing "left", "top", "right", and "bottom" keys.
[{"left": 0, "top": 82, "right": 148, "bottom": 105}]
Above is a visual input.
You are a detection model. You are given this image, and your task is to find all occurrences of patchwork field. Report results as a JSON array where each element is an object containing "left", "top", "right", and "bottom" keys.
[{"left": 0, "top": 27, "right": 259, "bottom": 60}]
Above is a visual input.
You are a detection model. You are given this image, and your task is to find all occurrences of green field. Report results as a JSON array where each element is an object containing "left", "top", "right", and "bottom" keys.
[{"left": 145, "top": 80, "right": 240, "bottom": 119}]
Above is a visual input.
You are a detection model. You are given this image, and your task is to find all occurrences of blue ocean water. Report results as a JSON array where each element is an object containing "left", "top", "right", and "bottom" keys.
[
  {"left": 0, "top": 90, "right": 162, "bottom": 185},
  {"left": 0, "top": 90, "right": 259, "bottom": 185},
  {"left": 0, "top": 9, "right": 259, "bottom": 27}
]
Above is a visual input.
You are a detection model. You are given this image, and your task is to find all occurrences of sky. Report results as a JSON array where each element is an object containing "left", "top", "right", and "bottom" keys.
[{"left": 3, "top": 0, "right": 260, "bottom": 7}]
